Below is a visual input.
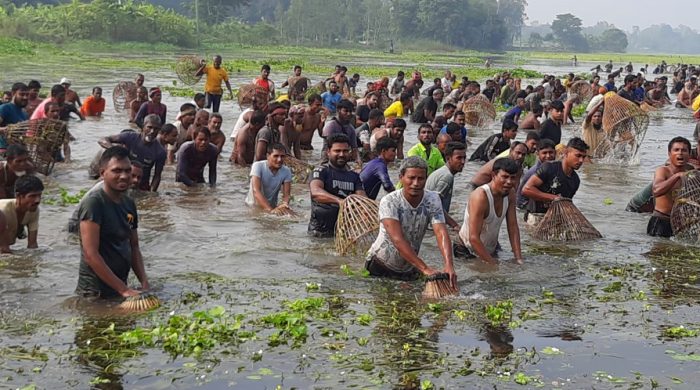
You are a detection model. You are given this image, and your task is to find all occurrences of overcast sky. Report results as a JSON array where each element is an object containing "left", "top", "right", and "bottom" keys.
[{"left": 525, "top": 0, "right": 700, "bottom": 31}]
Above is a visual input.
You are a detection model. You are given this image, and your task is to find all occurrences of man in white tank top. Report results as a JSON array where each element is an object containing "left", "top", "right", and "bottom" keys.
[{"left": 458, "top": 158, "right": 523, "bottom": 264}]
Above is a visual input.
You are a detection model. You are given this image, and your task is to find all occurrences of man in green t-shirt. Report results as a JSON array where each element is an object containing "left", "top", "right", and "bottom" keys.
[{"left": 76, "top": 146, "right": 150, "bottom": 299}]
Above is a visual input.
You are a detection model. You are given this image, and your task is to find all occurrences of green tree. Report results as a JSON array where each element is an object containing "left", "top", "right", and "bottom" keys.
[
  {"left": 597, "top": 28, "right": 628, "bottom": 52},
  {"left": 498, "top": 0, "right": 527, "bottom": 45},
  {"left": 528, "top": 32, "right": 543, "bottom": 48},
  {"left": 551, "top": 13, "right": 588, "bottom": 51}
]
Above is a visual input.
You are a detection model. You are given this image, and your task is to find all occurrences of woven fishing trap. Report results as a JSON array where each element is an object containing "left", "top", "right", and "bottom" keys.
[
  {"left": 335, "top": 194, "right": 379, "bottom": 255},
  {"left": 237, "top": 84, "right": 269, "bottom": 109},
  {"left": 174, "top": 55, "right": 203, "bottom": 86},
  {"left": 287, "top": 76, "right": 309, "bottom": 102},
  {"left": 6, "top": 119, "right": 67, "bottom": 175},
  {"left": 423, "top": 272, "right": 458, "bottom": 299},
  {"left": 569, "top": 80, "right": 593, "bottom": 101},
  {"left": 113, "top": 81, "right": 136, "bottom": 113},
  {"left": 284, "top": 155, "right": 313, "bottom": 184},
  {"left": 119, "top": 294, "right": 161, "bottom": 313},
  {"left": 463, "top": 94, "right": 496, "bottom": 128},
  {"left": 532, "top": 198, "right": 602, "bottom": 241},
  {"left": 671, "top": 171, "right": 700, "bottom": 242},
  {"left": 600, "top": 92, "right": 649, "bottom": 162}
]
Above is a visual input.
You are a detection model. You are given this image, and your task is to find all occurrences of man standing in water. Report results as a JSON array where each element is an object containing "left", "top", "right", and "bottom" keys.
[
  {"left": 647, "top": 137, "right": 694, "bottom": 237},
  {"left": 253, "top": 64, "right": 275, "bottom": 101},
  {"left": 0, "top": 144, "right": 34, "bottom": 199},
  {"left": 0, "top": 175, "right": 43, "bottom": 254},
  {"left": 176, "top": 127, "right": 218, "bottom": 187},
  {"left": 365, "top": 156, "right": 457, "bottom": 286},
  {"left": 426, "top": 142, "right": 467, "bottom": 230},
  {"left": 407, "top": 123, "right": 444, "bottom": 176},
  {"left": 458, "top": 158, "right": 522, "bottom": 264},
  {"left": 76, "top": 146, "right": 150, "bottom": 299},
  {"left": 99, "top": 114, "right": 166, "bottom": 192},
  {"left": 246, "top": 143, "right": 293, "bottom": 214},
  {"left": 196, "top": 55, "right": 233, "bottom": 113},
  {"left": 522, "top": 137, "right": 589, "bottom": 226},
  {"left": 308, "top": 134, "right": 365, "bottom": 237},
  {"left": 0, "top": 83, "right": 29, "bottom": 152}
]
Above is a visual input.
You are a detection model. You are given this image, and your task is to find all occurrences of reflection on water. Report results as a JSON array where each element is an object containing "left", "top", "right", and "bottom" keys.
[{"left": 1, "top": 56, "right": 700, "bottom": 388}]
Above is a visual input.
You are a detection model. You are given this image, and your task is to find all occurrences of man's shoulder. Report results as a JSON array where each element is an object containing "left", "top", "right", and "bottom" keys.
[{"left": 0, "top": 198, "right": 14, "bottom": 212}]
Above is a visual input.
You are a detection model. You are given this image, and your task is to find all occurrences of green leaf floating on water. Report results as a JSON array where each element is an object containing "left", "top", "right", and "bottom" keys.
[
  {"left": 540, "top": 346, "right": 563, "bottom": 355},
  {"left": 603, "top": 198, "right": 614, "bottom": 205},
  {"left": 208, "top": 306, "right": 225, "bottom": 317},
  {"left": 665, "top": 350, "right": 700, "bottom": 361}
]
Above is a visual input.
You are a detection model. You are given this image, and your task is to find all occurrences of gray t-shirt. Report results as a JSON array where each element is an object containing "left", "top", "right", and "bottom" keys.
[
  {"left": 425, "top": 165, "right": 454, "bottom": 213},
  {"left": 368, "top": 190, "right": 445, "bottom": 273},
  {"left": 245, "top": 160, "right": 292, "bottom": 208}
]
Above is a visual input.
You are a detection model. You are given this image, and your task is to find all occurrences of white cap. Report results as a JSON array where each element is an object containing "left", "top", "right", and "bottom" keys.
[{"left": 60, "top": 77, "right": 72, "bottom": 85}]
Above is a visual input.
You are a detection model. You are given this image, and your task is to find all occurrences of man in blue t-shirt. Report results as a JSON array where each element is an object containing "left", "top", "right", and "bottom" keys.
[
  {"left": 360, "top": 137, "right": 397, "bottom": 200},
  {"left": 321, "top": 81, "right": 342, "bottom": 114},
  {"left": 98, "top": 114, "right": 166, "bottom": 192},
  {"left": 309, "top": 133, "right": 366, "bottom": 237},
  {"left": 0, "top": 82, "right": 30, "bottom": 152}
]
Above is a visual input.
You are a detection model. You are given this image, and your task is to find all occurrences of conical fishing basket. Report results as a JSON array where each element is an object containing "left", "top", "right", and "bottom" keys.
[
  {"left": 119, "top": 294, "right": 161, "bottom": 313},
  {"left": 377, "top": 90, "right": 392, "bottom": 112},
  {"left": 174, "top": 55, "right": 203, "bottom": 86},
  {"left": 601, "top": 93, "right": 649, "bottom": 162},
  {"left": 422, "top": 273, "right": 458, "bottom": 299},
  {"left": 463, "top": 95, "right": 496, "bottom": 128},
  {"left": 569, "top": 80, "right": 593, "bottom": 101},
  {"left": 671, "top": 172, "right": 700, "bottom": 242},
  {"left": 532, "top": 198, "right": 602, "bottom": 241},
  {"left": 113, "top": 81, "right": 136, "bottom": 113},
  {"left": 284, "top": 155, "right": 313, "bottom": 184},
  {"left": 335, "top": 194, "right": 379, "bottom": 255},
  {"left": 6, "top": 119, "right": 67, "bottom": 175},
  {"left": 237, "top": 83, "right": 269, "bottom": 109},
  {"left": 287, "top": 76, "right": 309, "bottom": 102}
]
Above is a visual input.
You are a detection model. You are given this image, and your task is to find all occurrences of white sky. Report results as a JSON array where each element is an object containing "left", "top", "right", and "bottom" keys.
[{"left": 525, "top": 0, "right": 700, "bottom": 31}]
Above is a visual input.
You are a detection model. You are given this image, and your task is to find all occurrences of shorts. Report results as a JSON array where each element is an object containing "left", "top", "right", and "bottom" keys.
[
  {"left": 365, "top": 256, "right": 420, "bottom": 281},
  {"left": 647, "top": 213, "right": 673, "bottom": 237}
]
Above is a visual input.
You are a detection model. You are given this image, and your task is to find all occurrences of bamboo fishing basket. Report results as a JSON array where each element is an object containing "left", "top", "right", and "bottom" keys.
[
  {"left": 174, "top": 55, "right": 203, "bottom": 86},
  {"left": 671, "top": 171, "right": 700, "bottom": 242},
  {"left": 335, "top": 194, "right": 380, "bottom": 255},
  {"left": 6, "top": 119, "right": 67, "bottom": 175},
  {"left": 119, "top": 294, "right": 161, "bottom": 312},
  {"left": 287, "top": 76, "right": 310, "bottom": 102},
  {"left": 237, "top": 83, "right": 270, "bottom": 109},
  {"left": 377, "top": 90, "right": 392, "bottom": 112},
  {"left": 569, "top": 80, "right": 593, "bottom": 101},
  {"left": 463, "top": 94, "right": 496, "bottom": 128},
  {"left": 284, "top": 155, "right": 313, "bottom": 184},
  {"left": 532, "top": 198, "right": 602, "bottom": 241},
  {"left": 601, "top": 92, "right": 649, "bottom": 162},
  {"left": 422, "top": 273, "right": 458, "bottom": 299},
  {"left": 113, "top": 81, "right": 136, "bottom": 113}
]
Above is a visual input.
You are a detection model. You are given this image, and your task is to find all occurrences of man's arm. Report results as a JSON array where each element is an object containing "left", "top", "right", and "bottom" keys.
[
  {"left": 522, "top": 174, "right": 559, "bottom": 203},
  {"left": 195, "top": 62, "right": 206, "bottom": 77},
  {"left": 225, "top": 80, "right": 233, "bottom": 99},
  {"left": 652, "top": 166, "right": 683, "bottom": 197},
  {"left": 309, "top": 178, "right": 342, "bottom": 205},
  {"left": 585, "top": 99, "right": 605, "bottom": 123},
  {"left": 0, "top": 211, "right": 10, "bottom": 253},
  {"left": 383, "top": 218, "right": 439, "bottom": 276},
  {"left": 98, "top": 134, "right": 123, "bottom": 149},
  {"left": 467, "top": 189, "right": 498, "bottom": 264},
  {"left": 150, "top": 155, "right": 165, "bottom": 192},
  {"left": 251, "top": 175, "right": 274, "bottom": 211},
  {"left": 176, "top": 149, "right": 195, "bottom": 186},
  {"left": 281, "top": 181, "right": 291, "bottom": 205},
  {"left": 233, "top": 134, "right": 248, "bottom": 165},
  {"left": 27, "top": 229, "right": 38, "bottom": 249},
  {"left": 80, "top": 220, "right": 140, "bottom": 297},
  {"left": 506, "top": 191, "right": 523, "bottom": 264},
  {"left": 254, "top": 139, "right": 268, "bottom": 162},
  {"left": 397, "top": 136, "right": 405, "bottom": 159},
  {"left": 433, "top": 222, "right": 457, "bottom": 287},
  {"left": 208, "top": 151, "right": 217, "bottom": 186},
  {"left": 129, "top": 229, "right": 149, "bottom": 290}
]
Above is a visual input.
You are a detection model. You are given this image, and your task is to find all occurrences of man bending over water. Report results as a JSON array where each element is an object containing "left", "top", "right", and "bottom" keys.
[{"left": 647, "top": 137, "right": 694, "bottom": 237}]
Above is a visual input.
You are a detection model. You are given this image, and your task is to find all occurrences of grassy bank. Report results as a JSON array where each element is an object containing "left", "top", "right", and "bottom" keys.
[{"left": 517, "top": 51, "right": 700, "bottom": 65}]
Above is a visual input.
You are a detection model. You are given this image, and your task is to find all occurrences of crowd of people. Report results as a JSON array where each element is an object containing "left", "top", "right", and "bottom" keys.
[{"left": 1, "top": 55, "right": 699, "bottom": 302}]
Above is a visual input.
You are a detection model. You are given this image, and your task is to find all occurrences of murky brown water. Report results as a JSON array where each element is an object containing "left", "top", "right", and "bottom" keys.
[{"left": 1, "top": 55, "right": 700, "bottom": 389}]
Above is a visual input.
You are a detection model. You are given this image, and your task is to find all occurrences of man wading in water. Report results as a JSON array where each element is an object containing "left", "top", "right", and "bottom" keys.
[
  {"left": 365, "top": 156, "right": 457, "bottom": 286},
  {"left": 76, "top": 146, "right": 150, "bottom": 299},
  {"left": 647, "top": 137, "right": 694, "bottom": 237}
]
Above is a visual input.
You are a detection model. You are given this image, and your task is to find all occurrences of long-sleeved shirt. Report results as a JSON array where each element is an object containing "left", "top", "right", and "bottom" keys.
[{"left": 360, "top": 157, "right": 394, "bottom": 200}]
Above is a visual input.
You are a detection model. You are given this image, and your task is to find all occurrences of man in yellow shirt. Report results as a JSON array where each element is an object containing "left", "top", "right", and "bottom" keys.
[
  {"left": 196, "top": 55, "right": 233, "bottom": 113},
  {"left": 383, "top": 92, "right": 411, "bottom": 119},
  {"left": 0, "top": 175, "right": 43, "bottom": 253}
]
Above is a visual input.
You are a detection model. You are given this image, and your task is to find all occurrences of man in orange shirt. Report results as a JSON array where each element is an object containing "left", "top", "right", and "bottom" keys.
[
  {"left": 254, "top": 64, "right": 275, "bottom": 101},
  {"left": 80, "top": 87, "right": 106, "bottom": 117},
  {"left": 195, "top": 55, "right": 233, "bottom": 113}
]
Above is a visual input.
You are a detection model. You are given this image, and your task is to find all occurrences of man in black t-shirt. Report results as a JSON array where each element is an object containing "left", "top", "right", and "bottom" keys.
[
  {"left": 617, "top": 74, "right": 638, "bottom": 104},
  {"left": 308, "top": 133, "right": 367, "bottom": 237},
  {"left": 411, "top": 89, "right": 443, "bottom": 123},
  {"left": 522, "top": 137, "right": 589, "bottom": 225},
  {"left": 539, "top": 100, "right": 564, "bottom": 145},
  {"left": 470, "top": 119, "right": 518, "bottom": 162},
  {"left": 355, "top": 92, "right": 379, "bottom": 125},
  {"left": 76, "top": 147, "right": 150, "bottom": 299}
]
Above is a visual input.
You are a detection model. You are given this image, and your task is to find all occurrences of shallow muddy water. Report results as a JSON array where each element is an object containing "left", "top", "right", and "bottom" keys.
[{"left": 1, "top": 55, "right": 700, "bottom": 389}]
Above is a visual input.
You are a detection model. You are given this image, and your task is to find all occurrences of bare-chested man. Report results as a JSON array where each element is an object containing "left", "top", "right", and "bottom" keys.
[
  {"left": 647, "top": 136, "right": 694, "bottom": 237},
  {"left": 282, "top": 104, "right": 304, "bottom": 159},
  {"left": 186, "top": 110, "right": 210, "bottom": 144},
  {"left": 233, "top": 110, "right": 267, "bottom": 166},
  {"left": 129, "top": 87, "right": 148, "bottom": 123},
  {"left": 676, "top": 81, "right": 695, "bottom": 108},
  {"left": 470, "top": 142, "right": 529, "bottom": 189},
  {"left": 519, "top": 104, "right": 543, "bottom": 130},
  {"left": 299, "top": 93, "right": 324, "bottom": 150},
  {"left": 208, "top": 113, "right": 225, "bottom": 155},
  {"left": 281, "top": 65, "right": 310, "bottom": 103}
]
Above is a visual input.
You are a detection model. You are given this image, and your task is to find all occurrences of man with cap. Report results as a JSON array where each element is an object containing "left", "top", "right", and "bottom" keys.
[
  {"left": 60, "top": 78, "right": 82, "bottom": 107},
  {"left": 134, "top": 87, "right": 167, "bottom": 129}
]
